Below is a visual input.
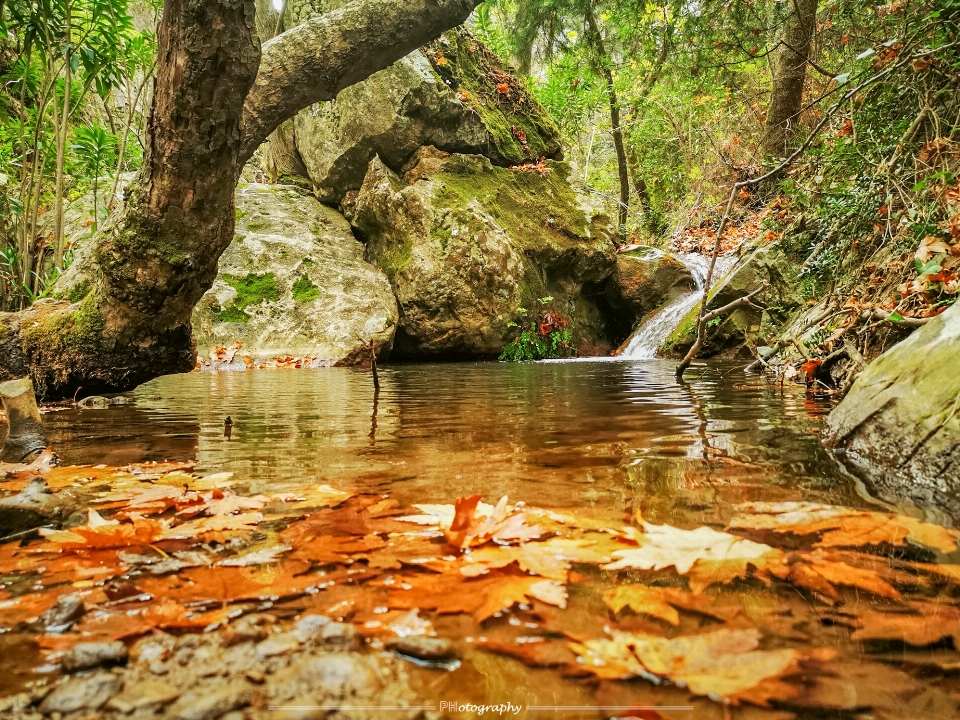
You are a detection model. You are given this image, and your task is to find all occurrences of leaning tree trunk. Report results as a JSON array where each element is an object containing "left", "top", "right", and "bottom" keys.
[
  {"left": 0, "top": 0, "right": 481, "bottom": 399},
  {"left": 764, "top": 0, "right": 817, "bottom": 158}
]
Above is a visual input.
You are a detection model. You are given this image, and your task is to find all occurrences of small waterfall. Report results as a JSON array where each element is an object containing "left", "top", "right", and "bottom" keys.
[{"left": 620, "top": 253, "right": 737, "bottom": 359}]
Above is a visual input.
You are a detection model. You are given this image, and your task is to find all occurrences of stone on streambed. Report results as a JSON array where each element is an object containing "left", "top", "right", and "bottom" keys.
[
  {"left": 285, "top": 22, "right": 562, "bottom": 204},
  {"left": 825, "top": 301, "right": 960, "bottom": 514},
  {"left": 0, "top": 478, "right": 80, "bottom": 540},
  {"left": 192, "top": 183, "right": 399, "bottom": 366},
  {"left": 38, "top": 671, "right": 120, "bottom": 714},
  {"left": 346, "top": 148, "right": 617, "bottom": 357},
  {"left": 61, "top": 640, "right": 128, "bottom": 672},
  {"left": 604, "top": 246, "right": 695, "bottom": 341}
]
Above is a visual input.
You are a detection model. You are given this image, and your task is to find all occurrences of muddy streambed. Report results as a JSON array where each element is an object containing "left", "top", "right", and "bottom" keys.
[{"left": 2, "top": 359, "right": 959, "bottom": 719}]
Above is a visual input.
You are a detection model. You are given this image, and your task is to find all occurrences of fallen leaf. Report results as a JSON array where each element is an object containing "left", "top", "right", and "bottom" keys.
[
  {"left": 570, "top": 628, "right": 812, "bottom": 705},
  {"left": 604, "top": 523, "right": 780, "bottom": 592},
  {"left": 767, "top": 551, "right": 902, "bottom": 601},
  {"left": 729, "top": 502, "right": 959, "bottom": 553},
  {"left": 477, "top": 637, "right": 577, "bottom": 667},
  {"left": 444, "top": 495, "right": 543, "bottom": 549},
  {"left": 602, "top": 585, "right": 685, "bottom": 625},
  {"left": 851, "top": 602, "right": 960, "bottom": 647},
  {"left": 41, "top": 510, "right": 164, "bottom": 549},
  {"left": 268, "top": 484, "right": 353, "bottom": 513},
  {"left": 475, "top": 575, "right": 567, "bottom": 622}
]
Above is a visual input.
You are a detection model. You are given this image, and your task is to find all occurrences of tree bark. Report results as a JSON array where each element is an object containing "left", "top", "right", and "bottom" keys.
[
  {"left": 0, "top": 0, "right": 481, "bottom": 399},
  {"left": 585, "top": 11, "right": 629, "bottom": 243},
  {"left": 764, "top": 0, "right": 817, "bottom": 158}
]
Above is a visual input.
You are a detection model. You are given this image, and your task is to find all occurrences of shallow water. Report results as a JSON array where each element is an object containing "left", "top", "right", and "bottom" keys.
[
  {"left": 11, "top": 360, "right": 960, "bottom": 718},
  {"left": 44, "top": 359, "right": 862, "bottom": 513}
]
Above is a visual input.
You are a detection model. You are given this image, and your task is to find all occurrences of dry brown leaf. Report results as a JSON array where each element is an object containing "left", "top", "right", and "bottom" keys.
[
  {"left": 474, "top": 575, "right": 567, "bottom": 622},
  {"left": 730, "top": 502, "right": 959, "bottom": 553},
  {"left": 444, "top": 495, "right": 544, "bottom": 549},
  {"left": 851, "top": 602, "right": 960, "bottom": 647},
  {"left": 602, "top": 585, "right": 681, "bottom": 625},
  {"left": 570, "top": 628, "right": 811, "bottom": 705},
  {"left": 604, "top": 523, "right": 780, "bottom": 592}
]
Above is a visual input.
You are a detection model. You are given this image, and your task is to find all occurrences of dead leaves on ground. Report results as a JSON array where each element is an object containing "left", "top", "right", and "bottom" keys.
[{"left": 4, "top": 469, "right": 960, "bottom": 712}]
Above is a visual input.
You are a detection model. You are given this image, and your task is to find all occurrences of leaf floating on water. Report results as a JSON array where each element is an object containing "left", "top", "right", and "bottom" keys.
[
  {"left": 729, "top": 502, "right": 960, "bottom": 553},
  {"left": 765, "top": 551, "right": 902, "bottom": 601},
  {"left": 600, "top": 584, "right": 715, "bottom": 626},
  {"left": 477, "top": 637, "right": 578, "bottom": 667},
  {"left": 443, "top": 495, "right": 544, "bottom": 549},
  {"left": 460, "top": 537, "right": 610, "bottom": 581},
  {"left": 570, "top": 628, "right": 818, "bottom": 706},
  {"left": 474, "top": 576, "right": 567, "bottom": 622},
  {"left": 603, "top": 523, "right": 781, "bottom": 592},
  {"left": 851, "top": 602, "right": 960, "bottom": 647},
  {"left": 41, "top": 510, "right": 164, "bottom": 549},
  {"left": 268, "top": 484, "right": 354, "bottom": 513}
]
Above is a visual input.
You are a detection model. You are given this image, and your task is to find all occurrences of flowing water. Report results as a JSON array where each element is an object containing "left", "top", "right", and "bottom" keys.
[
  {"left": 620, "top": 253, "right": 738, "bottom": 359},
  {"left": 9, "top": 362, "right": 960, "bottom": 717}
]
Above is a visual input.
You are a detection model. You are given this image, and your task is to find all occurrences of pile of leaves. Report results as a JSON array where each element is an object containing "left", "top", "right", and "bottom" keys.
[
  {"left": 672, "top": 207, "right": 774, "bottom": 256},
  {"left": 896, "top": 180, "right": 960, "bottom": 318},
  {"left": 3, "top": 459, "right": 960, "bottom": 714}
]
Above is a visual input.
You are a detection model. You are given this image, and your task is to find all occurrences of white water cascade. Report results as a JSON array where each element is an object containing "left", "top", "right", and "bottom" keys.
[{"left": 620, "top": 252, "right": 738, "bottom": 359}]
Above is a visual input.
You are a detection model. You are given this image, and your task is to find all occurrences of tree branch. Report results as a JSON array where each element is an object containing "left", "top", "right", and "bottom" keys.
[
  {"left": 698, "top": 284, "right": 766, "bottom": 324},
  {"left": 239, "top": 0, "right": 482, "bottom": 162}
]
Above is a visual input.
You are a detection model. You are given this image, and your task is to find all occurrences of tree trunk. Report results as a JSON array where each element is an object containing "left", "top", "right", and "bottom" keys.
[
  {"left": 53, "top": 0, "right": 72, "bottom": 271},
  {"left": 764, "top": 0, "right": 817, "bottom": 158},
  {"left": 585, "top": 11, "right": 629, "bottom": 244},
  {"left": 0, "top": 0, "right": 482, "bottom": 399}
]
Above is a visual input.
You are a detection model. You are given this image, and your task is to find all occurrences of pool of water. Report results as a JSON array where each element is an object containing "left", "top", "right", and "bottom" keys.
[
  {"left": 41, "top": 359, "right": 868, "bottom": 516},
  {"left": 7, "top": 360, "right": 960, "bottom": 717}
]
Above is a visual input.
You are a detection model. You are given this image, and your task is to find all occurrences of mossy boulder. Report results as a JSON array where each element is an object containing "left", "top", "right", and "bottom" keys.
[
  {"left": 192, "top": 183, "right": 398, "bottom": 365},
  {"left": 287, "top": 27, "right": 562, "bottom": 204},
  {"left": 604, "top": 247, "right": 694, "bottom": 341},
  {"left": 345, "top": 148, "right": 616, "bottom": 358},
  {"left": 825, "top": 302, "right": 960, "bottom": 516}
]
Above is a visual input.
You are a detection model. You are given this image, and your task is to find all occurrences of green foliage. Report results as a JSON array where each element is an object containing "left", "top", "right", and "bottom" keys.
[
  {"left": 499, "top": 298, "right": 575, "bottom": 361},
  {"left": 0, "top": 0, "right": 157, "bottom": 310}
]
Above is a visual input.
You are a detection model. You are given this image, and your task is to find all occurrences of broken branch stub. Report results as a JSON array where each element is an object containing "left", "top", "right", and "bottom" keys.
[{"left": 0, "top": 376, "right": 48, "bottom": 463}]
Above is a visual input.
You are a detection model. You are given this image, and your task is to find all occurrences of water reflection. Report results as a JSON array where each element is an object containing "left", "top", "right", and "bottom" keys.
[{"left": 33, "top": 359, "right": 866, "bottom": 516}]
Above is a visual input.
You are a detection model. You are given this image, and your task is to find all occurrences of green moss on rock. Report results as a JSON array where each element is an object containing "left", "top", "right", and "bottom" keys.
[
  {"left": 433, "top": 159, "right": 591, "bottom": 255},
  {"left": 423, "top": 28, "right": 562, "bottom": 165},
  {"left": 292, "top": 274, "right": 321, "bottom": 302},
  {"left": 216, "top": 272, "right": 280, "bottom": 323}
]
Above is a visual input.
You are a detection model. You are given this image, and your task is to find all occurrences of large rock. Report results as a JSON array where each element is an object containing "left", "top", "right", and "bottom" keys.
[
  {"left": 283, "top": 20, "right": 561, "bottom": 203},
  {"left": 346, "top": 148, "right": 616, "bottom": 357},
  {"left": 604, "top": 247, "right": 694, "bottom": 341},
  {"left": 825, "top": 302, "right": 960, "bottom": 517},
  {"left": 191, "top": 183, "right": 398, "bottom": 365}
]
